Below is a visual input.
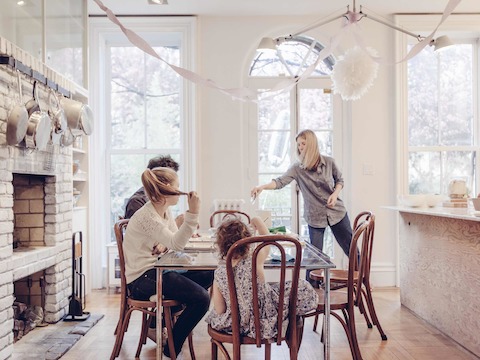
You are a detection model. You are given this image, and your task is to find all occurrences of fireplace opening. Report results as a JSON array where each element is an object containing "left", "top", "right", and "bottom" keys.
[
  {"left": 12, "top": 173, "right": 46, "bottom": 250},
  {"left": 13, "top": 270, "right": 47, "bottom": 342}
]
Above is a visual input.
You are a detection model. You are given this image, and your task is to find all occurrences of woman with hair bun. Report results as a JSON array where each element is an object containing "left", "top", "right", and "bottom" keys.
[{"left": 123, "top": 166, "right": 213, "bottom": 359}]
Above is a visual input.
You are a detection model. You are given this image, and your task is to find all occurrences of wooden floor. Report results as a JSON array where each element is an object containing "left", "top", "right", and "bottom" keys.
[{"left": 20, "top": 288, "right": 479, "bottom": 360}]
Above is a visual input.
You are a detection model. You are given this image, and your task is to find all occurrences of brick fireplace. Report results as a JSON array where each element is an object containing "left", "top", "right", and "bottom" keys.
[{"left": 0, "top": 64, "right": 74, "bottom": 359}]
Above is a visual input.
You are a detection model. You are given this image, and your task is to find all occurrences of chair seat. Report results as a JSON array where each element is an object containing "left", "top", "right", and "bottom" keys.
[
  {"left": 309, "top": 269, "right": 359, "bottom": 283},
  {"left": 313, "top": 288, "right": 348, "bottom": 310}
]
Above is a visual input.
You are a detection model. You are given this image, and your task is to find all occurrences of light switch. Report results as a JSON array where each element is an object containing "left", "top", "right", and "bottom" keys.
[{"left": 363, "top": 163, "right": 373, "bottom": 175}]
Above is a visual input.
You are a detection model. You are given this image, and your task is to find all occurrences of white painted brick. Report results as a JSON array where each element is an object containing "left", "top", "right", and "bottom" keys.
[
  {"left": 0, "top": 221, "right": 13, "bottom": 234},
  {"left": 0, "top": 344, "right": 13, "bottom": 360},
  {"left": 0, "top": 271, "right": 12, "bottom": 286},
  {"left": 0, "top": 295, "right": 13, "bottom": 312},
  {"left": 45, "top": 214, "right": 63, "bottom": 224},
  {"left": 0, "top": 209, "right": 11, "bottom": 221},
  {"left": 44, "top": 204, "right": 60, "bottom": 215},
  {"left": 0, "top": 171, "right": 12, "bottom": 182}
]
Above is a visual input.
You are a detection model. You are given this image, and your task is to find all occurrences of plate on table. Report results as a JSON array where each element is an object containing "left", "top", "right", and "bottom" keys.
[
  {"left": 184, "top": 240, "right": 215, "bottom": 251},
  {"left": 473, "top": 211, "right": 480, "bottom": 217},
  {"left": 187, "top": 235, "right": 213, "bottom": 242}
]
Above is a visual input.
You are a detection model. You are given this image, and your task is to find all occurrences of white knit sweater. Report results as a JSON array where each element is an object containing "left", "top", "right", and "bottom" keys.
[{"left": 123, "top": 201, "right": 198, "bottom": 284}]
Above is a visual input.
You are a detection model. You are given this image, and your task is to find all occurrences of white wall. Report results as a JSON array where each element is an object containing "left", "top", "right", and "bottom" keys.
[{"left": 196, "top": 16, "right": 398, "bottom": 286}]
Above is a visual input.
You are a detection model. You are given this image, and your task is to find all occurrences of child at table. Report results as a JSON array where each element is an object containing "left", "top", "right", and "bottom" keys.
[{"left": 205, "top": 217, "right": 318, "bottom": 339}]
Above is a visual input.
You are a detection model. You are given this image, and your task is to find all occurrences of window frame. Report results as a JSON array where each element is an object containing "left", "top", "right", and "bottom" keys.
[
  {"left": 247, "top": 39, "right": 345, "bottom": 260},
  {"left": 88, "top": 16, "right": 196, "bottom": 289},
  {"left": 395, "top": 14, "right": 480, "bottom": 197}
]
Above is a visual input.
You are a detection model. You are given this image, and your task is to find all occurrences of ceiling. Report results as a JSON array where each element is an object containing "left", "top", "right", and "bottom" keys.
[{"left": 88, "top": 0, "right": 479, "bottom": 17}]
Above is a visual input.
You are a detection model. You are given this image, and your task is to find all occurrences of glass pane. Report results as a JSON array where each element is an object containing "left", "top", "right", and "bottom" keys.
[
  {"left": 110, "top": 45, "right": 182, "bottom": 150},
  {"left": 259, "top": 131, "right": 291, "bottom": 173},
  {"left": 46, "top": 0, "right": 84, "bottom": 86},
  {"left": 258, "top": 90, "right": 290, "bottom": 130},
  {"left": 408, "top": 151, "right": 475, "bottom": 195},
  {"left": 110, "top": 154, "right": 149, "bottom": 225},
  {"left": 0, "top": 1, "right": 43, "bottom": 59},
  {"left": 145, "top": 46, "right": 181, "bottom": 149},
  {"left": 250, "top": 36, "right": 333, "bottom": 77},
  {"left": 408, "top": 152, "right": 441, "bottom": 194},
  {"left": 258, "top": 175, "right": 292, "bottom": 229},
  {"left": 299, "top": 89, "right": 332, "bottom": 129},
  {"left": 408, "top": 44, "right": 473, "bottom": 147},
  {"left": 110, "top": 46, "right": 147, "bottom": 149}
]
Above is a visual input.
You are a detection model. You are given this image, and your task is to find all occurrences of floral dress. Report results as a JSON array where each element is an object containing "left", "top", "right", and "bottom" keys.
[{"left": 205, "top": 257, "right": 318, "bottom": 339}]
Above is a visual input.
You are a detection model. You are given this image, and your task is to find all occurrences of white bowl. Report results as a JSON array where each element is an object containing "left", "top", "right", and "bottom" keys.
[
  {"left": 470, "top": 198, "right": 480, "bottom": 211},
  {"left": 398, "top": 194, "right": 425, "bottom": 207},
  {"left": 425, "top": 194, "right": 444, "bottom": 207}
]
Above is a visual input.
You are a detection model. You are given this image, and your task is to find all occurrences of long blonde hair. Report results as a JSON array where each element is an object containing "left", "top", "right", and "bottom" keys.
[
  {"left": 141, "top": 167, "right": 185, "bottom": 204},
  {"left": 296, "top": 129, "right": 321, "bottom": 170}
]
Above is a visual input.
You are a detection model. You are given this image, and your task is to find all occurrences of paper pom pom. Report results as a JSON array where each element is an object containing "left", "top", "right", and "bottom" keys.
[{"left": 331, "top": 46, "right": 379, "bottom": 101}]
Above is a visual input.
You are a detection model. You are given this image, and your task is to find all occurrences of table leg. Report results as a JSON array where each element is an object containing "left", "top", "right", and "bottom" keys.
[
  {"left": 156, "top": 268, "right": 163, "bottom": 360},
  {"left": 324, "top": 268, "right": 330, "bottom": 360}
]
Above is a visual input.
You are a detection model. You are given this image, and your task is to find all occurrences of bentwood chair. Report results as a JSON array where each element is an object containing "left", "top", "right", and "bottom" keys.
[
  {"left": 308, "top": 211, "right": 387, "bottom": 341},
  {"left": 110, "top": 219, "right": 196, "bottom": 360},
  {"left": 303, "top": 219, "right": 371, "bottom": 360},
  {"left": 208, "top": 235, "right": 304, "bottom": 360},
  {"left": 209, "top": 210, "right": 251, "bottom": 228}
]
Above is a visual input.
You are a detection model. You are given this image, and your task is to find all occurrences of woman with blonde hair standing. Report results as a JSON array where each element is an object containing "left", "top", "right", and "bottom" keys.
[{"left": 251, "top": 129, "right": 353, "bottom": 260}]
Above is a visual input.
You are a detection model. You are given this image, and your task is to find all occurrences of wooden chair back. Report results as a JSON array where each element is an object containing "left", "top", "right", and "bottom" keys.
[
  {"left": 225, "top": 234, "right": 302, "bottom": 356},
  {"left": 209, "top": 210, "right": 251, "bottom": 228},
  {"left": 348, "top": 219, "right": 371, "bottom": 308}
]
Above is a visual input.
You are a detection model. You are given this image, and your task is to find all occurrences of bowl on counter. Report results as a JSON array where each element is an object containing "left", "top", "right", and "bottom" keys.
[
  {"left": 470, "top": 197, "right": 480, "bottom": 211},
  {"left": 425, "top": 194, "right": 445, "bottom": 207},
  {"left": 398, "top": 194, "right": 425, "bottom": 207}
]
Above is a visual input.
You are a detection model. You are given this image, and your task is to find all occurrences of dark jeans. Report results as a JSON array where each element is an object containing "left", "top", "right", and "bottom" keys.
[
  {"left": 128, "top": 268, "right": 214, "bottom": 357},
  {"left": 308, "top": 213, "right": 353, "bottom": 256},
  {"left": 306, "top": 214, "right": 354, "bottom": 284}
]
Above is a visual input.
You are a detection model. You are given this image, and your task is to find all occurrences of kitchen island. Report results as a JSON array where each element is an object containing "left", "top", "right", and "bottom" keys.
[{"left": 387, "top": 206, "right": 480, "bottom": 357}]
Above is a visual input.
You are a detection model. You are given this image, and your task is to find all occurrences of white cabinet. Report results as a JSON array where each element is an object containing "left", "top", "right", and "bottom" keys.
[{"left": 107, "top": 242, "right": 121, "bottom": 293}]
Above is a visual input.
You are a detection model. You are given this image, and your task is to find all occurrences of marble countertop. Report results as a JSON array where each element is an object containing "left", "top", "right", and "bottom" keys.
[{"left": 384, "top": 205, "right": 480, "bottom": 222}]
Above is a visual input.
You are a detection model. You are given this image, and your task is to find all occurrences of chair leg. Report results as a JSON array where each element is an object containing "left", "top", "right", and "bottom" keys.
[
  {"left": 110, "top": 307, "right": 133, "bottom": 359},
  {"left": 135, "top": 312, "right": 149, "bottom": 358},
  {"left": 164, "top": 307, "right": 177, "bottom": 360},
  {"left": 187, "top": 332, "right": 196, "bottom": 360},
  {"left": 357, "top": 290, "right": 373, "bottom": 329},
  {"left": 114, "top": 299, "right": 126, "bottom": 335},
  {"left": 312, "top": 313, "right": 319, "bottom": 332},
  {"left": 363, "top": 284, "right": 387, "bottom": 340},
  {"left": 211, "top": 339, "right": 218, "bottom": 360},
  {"left": 264, "top": 343, "right": 271, "bottom": 360},
  {"left": 331, "top": 311, "right": 358, "bottom": 360}
]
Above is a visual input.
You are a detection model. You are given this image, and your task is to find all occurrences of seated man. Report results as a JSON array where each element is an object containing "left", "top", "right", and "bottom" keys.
[{"left": 124, "top": 155, "right": 184, "bottom": 226}]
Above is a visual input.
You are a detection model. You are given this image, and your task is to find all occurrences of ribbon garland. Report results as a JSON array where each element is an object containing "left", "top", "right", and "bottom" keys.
[{"left": 93, "top": 0, "right": 461, "bottom": 102}]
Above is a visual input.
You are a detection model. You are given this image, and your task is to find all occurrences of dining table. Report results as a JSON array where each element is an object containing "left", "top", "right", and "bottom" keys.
[{"left": 155, "top": 236, "right": 335, "bottom": 360}]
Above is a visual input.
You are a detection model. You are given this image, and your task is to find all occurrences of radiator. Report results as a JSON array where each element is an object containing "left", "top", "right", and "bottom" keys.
[
  {"left": 211, "top": 199, "right": 247, "bottom": 227},
  {"left": 213, "top": 199, "right": 245, "bottom": 211}
]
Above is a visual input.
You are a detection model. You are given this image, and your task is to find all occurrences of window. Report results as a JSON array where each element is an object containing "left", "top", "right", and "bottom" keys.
[
  {"left": 109, "top": 43, "right": 183, "bottom": 225},
  {"left": 406, "top": 42, "right": 477, "bottom": 196},
  {"left": 249, "top": 36, "right": 343, "bottom": 258},
  {"left": 89, "top": 17, "right": 195, "bottom": 288},
  {"left": 397, "top": 15, "right": 480, "bottom": 199}
]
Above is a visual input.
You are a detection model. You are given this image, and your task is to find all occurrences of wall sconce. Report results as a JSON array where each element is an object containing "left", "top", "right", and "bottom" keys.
[{"left": 148, "top": 0, "right": 168, "bottom": 4}]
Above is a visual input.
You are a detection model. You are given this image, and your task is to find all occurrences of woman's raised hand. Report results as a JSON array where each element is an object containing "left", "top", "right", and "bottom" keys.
[{"left": 187, "top": 191, "right": 200, "bottom": 214}]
